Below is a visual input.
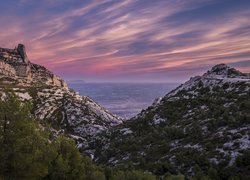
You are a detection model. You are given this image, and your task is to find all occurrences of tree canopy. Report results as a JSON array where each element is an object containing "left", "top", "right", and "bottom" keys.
[{"left": 0, "top": 91, "right": 156, "bottom": 180}]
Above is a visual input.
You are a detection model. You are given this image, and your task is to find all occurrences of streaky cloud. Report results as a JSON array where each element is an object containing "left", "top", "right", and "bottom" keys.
[{"left": 0, "top": 0, "right": 250, "bottom": 82}]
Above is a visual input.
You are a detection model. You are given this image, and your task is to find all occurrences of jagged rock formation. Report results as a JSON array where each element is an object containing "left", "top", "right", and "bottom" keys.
[
  {"left": 0, "top": 44, "right": 67, "bottom": 87},
  {"left": 207, "top": 63, "right": 248, "bottom": 77},
  {"left": 17, "top": 44, "right": 29, "bottom": 63},
  {"left": 89, "top": 64, "right": 250, "bottom": 178},
  {"left": 0, "top": 44, "right": 122, "bottom": 139}
]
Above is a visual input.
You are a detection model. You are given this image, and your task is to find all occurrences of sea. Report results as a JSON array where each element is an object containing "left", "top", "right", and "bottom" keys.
[{"left": 68, "top": 83, "right": 179, "bottom": 119}]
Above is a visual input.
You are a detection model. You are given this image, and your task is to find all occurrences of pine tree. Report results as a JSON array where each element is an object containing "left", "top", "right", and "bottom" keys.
[{"left": 0, "top": 91, "right": 54, "bottom": 179}]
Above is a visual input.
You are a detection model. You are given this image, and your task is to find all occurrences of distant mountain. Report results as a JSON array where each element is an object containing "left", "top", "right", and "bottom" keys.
[
  {"left": 68, "top": 80, "right": 86, "bottom": 84},
  {"left": 89, "top": 64, "right": 250, "bottom": 178},
  {"left": 0, "top": 44, "right": 122, "bottom": 140}
]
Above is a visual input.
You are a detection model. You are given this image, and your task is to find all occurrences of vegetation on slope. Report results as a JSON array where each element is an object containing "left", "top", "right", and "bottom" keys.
[
  {"left": 0, "top": 92, "right": 155, "bottom": 180},
  {"left": 91, "top": 80, "right": 250, "bottom": 179}
]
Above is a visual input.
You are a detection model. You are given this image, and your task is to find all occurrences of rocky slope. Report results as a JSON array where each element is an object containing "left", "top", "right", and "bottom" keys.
[
  {"left": 89, "top": 64, "right": 250, "bottom": 178},
  {"left": 0, "top": 44, "right": 67, "bottom": 87},
  {"left": 0, "top": 44, "right": 122, "bottom": 140}
]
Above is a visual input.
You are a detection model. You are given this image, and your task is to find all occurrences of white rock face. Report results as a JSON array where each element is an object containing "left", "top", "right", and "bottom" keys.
[
  {"left": 15, "top": 92, "right": 32, "bottom": 101},
  {"left": 120, "top": 128, "right": 133, "bottom": 135},
  {"left": 0, "top": 61, "right": 16, "bottom": 76},
  {"left": 0, "top": 44, "right": 123, "bottom": 139},
  {"left": 32, "top": 87, "right": 122, "bottom": 138},
  {"left": 0, "top": 83, "right": 123, "bottom": 139},
  {"left": 152, "top": 114, "right": 166, "bottom": 125},
  {"left": 0, "top": 44, "right": 68, "bottom": 88},
  {"left": 165, "top": 64, "right": 250, "bottom": 98}
]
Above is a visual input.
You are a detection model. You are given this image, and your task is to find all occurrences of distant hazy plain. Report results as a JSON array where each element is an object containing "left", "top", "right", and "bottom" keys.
[{"left": 69, "top": 83, "right": 179, "bottom": 119}]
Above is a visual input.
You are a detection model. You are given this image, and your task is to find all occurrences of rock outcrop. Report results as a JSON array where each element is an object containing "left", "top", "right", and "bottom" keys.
[
  {"left": 205, "top": 63, "right": 249, "bottom": 77},
  {"left": 17, "top": 44, "right": 29, "bottom": 63},
  {"left": 0, "top": 43, "right": 123, "bottom": 141},
  {"left": 0, "top": 44, "right": 67, "bottom": 88},
  {"left": 0, "top": 61, "right": 16, "bottom": 77}
]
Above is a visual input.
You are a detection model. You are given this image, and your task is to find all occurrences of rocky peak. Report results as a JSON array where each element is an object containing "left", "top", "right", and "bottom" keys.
[
  {"left": 0, "top": 44, "right": 28, "bottom": 64},
  {"left": 0, "top": 44, "right": 68, "bottom": 88},
  {"left": 17, "top": 44, "right": 29, "bottom": 63},
  {"left": 205, "top": 63, "right": 246, "bottom": 77},
  {"left": 158, "top": 64, "right": 250, "bottom": 101},
  {"left": 0, "top": 44, "right": 123, "bottom": 141}
]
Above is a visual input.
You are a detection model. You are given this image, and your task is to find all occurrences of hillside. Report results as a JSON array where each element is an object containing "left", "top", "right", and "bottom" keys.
[
  {"left": 1, "top": 45, "right": 249, "bottom": 178},
  {"left": 89, "top": 64, "right": 250, "bottom": 178},
  {"left": 0, "top": 44, "right": 122, "bottom": 140}
]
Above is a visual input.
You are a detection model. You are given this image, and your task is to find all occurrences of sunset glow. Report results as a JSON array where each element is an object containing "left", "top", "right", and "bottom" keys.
[{"left": 1, "top": 0, "right": 250, "bottom": 82}]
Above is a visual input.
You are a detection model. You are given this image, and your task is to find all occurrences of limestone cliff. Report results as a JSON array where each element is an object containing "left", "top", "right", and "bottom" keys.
[
  {"left": 0, "top": 44, "right": 122, "bottom": 141},
  {"left": 0, "top": 44, "right": 67, "bottom": 88}
]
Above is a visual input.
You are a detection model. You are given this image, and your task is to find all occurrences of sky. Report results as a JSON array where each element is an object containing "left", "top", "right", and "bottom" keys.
[{"left": 0, "top": 0, "right": 250, "bottom": 83}]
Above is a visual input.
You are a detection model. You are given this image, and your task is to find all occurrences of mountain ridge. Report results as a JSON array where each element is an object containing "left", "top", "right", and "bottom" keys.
[
  {"left": 88, "top": 64, "right": 250, "bottom": 178},
  {"left": 0, "top": 44, "right": 123, "bottom": 140},
  {"left": 0, "top": 44, "right": 68, "bottom": 88},
  {"left": 136, "top": 64, "right": 250, "bottom": 119},
  {"left": 1, "top": 44, "right": 249, "bottom": 178}
]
